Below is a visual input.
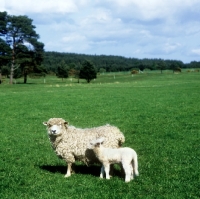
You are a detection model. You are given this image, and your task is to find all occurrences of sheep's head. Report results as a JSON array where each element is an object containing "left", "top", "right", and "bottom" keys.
[{"left": 43, "top": 118, "right": 68, "bottom": 136}]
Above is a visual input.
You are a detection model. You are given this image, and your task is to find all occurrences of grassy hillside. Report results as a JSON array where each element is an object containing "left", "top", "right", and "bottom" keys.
[{"left": 0, "top": 71, "right": 199, "bottom": 198}]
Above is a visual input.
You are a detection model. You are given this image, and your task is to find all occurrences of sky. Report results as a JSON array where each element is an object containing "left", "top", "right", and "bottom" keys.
[{"left": 1, "top": 0, "right": 200, "bottom": 63}]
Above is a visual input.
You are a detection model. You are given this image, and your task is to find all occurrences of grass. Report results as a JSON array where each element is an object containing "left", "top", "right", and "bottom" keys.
[{"left": 0, "top": 71, "right": 200, "bottom": 198}]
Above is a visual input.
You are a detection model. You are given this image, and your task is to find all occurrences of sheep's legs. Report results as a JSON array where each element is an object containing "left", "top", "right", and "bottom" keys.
[{"left": 65, "top": 163, "right": 72, "bottom": 177}]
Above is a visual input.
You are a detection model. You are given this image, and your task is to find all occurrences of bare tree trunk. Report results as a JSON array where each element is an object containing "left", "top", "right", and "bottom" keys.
[
  {"left": 10, "top": 62, "right": 14, "bottom": 84},
  {"left": 24, "top": 71, "right": 28, "bottom": 83},
  {"left": 10, "top": 42, "right": 15, "bottom": 84}
]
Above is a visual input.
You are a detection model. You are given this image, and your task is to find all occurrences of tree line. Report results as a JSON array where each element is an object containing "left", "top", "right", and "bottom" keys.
[
  {"left": 43, "top": 51, "right": 200, "bottom": 76},
  {"left": 1, "top": 11, "right": 200, "bottom": 84},
  {"left": 43, "top": 51, "right": 186, "bottom": 73}
]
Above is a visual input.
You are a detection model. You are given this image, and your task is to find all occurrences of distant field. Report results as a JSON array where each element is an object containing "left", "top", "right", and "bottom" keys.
[
  {"left": 0, "top": 71, "right": 199, "bottom": 198},
  {"left": 0, "top": 68, "right": 198, "bottom": 85}
]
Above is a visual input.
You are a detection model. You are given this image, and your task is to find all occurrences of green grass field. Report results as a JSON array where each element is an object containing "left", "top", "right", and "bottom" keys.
[{"left": 0, "top": 71, "right": 199, "bottom": 198}]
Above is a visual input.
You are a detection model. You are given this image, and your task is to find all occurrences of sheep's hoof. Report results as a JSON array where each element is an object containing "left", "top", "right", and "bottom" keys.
[{"left": 64, "top": 174, "right": 71, "bottom": 178}]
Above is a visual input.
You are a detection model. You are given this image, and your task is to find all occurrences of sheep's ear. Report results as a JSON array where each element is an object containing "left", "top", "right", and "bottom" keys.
[
  {"left": 43, "top": 122, "right": 47, "bottom": 126},
  {"left": 64, "top": 121, "right": 68, "bottom": 127}
]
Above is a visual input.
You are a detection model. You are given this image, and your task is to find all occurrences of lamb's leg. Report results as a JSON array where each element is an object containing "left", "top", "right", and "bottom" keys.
[
  {"left": 123, "top": 163, "right": 131, "bottom": 183},
  {"left": 65, "top": 163, "right": 72, "bottom": 177},
  {"left": 130, "top": 164, "right": 134, "bottom": 180},
  {"left": 100, "top": 166, "right": 104, "bottom": 178},
  {"left": 104, "top": 164, "right": 110, "bottom": 180}
]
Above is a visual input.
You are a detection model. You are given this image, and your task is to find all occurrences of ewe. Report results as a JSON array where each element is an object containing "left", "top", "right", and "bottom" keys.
[
  {"left": 90, "top": 137, "right": 139, "bottom": 182},
  {"left": 43, "top": 118, "right": 125, "bottom": 177}
]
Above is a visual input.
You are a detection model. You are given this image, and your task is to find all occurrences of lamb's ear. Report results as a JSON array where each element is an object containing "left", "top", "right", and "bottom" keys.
[{"left": 43, "top": 122, "right": 47, "bottom": 126}]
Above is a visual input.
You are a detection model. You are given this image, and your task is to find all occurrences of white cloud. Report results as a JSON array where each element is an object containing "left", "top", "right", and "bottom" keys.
[
  {"left": 191, "top": 48, "right": 200, "bottom": 56},
  {"left": 4, "top": 0, "right": 78, "bottom": 14},
  {"left": 62, "top": 34, "right": 87, "bottom": 44},
  {"left": 105, "top": 0, "right": 200, "bottom": 20},
  {"left": 163, "top": 42, "right": 182, "bottom": 54},
  {"left": 0, "top": 1, "right": 5, "bottom": 11},
  {"left": 1, "top": 0, "right": 200, "bottom": 62}
]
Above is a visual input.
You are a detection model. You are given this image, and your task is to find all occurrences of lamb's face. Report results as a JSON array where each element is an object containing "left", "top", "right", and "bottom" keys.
[
  {"left": 90, "top": 137, "right": 105, "bottom": 148},
  {"left": 43, "top": 119, "right": 68, "bottom": 136}
]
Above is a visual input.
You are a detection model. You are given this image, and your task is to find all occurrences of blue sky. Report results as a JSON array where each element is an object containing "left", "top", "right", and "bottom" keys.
[{"left": 1, "top": 0, "right": 200, "bottom": 63}]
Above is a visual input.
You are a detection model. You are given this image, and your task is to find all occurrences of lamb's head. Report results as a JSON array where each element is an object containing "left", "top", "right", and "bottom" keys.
[
  {"left": 90, "top": 137, "right": 105, "bottom": 148},
  {"left": 43, "top": 118, "right": 68, "bottom": 136}
]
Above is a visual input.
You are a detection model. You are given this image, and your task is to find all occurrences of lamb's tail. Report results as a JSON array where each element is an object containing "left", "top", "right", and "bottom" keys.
[{"left": 132, "top": 150, "right": 139, "bottom": 176}]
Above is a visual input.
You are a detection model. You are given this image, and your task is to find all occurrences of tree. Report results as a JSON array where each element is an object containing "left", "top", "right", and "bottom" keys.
[
  {"left": 56, "top": 66, "right": 68, "bottom": 81},
  {"left": 1, "top": 65, "right": 10, "bottom": 77},
  {"left": 157, "top": 60, "right": 166, "bottom": 73},
  {"left": 0, "top": 12, "right": 7, "bottom": 36},
  {"left": 56, "top": 60, "right": 69, "bottom": 81},
  {"left": 79, "top": 60, "right": 97, "bottom": 83},
  {"left": 0, "top": 38, "right": 11, "bottom": 83},
  {"left": 17, "top": 39, "right": 45, "bottom": 83},
  {"left": 0, "top": 12, "right": 44, "bottom": 84},
  {"left": 74, "top": 62, "right": 81, "bottom": 83},
  {"left": 99, "top": 67, "right": 106, "bottom": 74}
]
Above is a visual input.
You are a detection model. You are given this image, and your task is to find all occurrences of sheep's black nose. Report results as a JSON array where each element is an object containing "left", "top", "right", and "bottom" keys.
[{"left": 52, "top": 130, "right": 56, "bottom": 134}]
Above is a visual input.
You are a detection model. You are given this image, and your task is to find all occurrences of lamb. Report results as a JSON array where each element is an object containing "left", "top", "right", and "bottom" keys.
[
  {"left": 90, "top": 137, "right": 139, "bottom": 182},
  {"left": 43, "top": 118, "right": 125, "bottom": 177}
]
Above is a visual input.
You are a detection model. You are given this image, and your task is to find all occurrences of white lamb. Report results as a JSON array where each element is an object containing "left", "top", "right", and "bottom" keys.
[
  {"left": 90, "top": 137, "right": 139, "bottom": 182},
  {"left": 43, "top": 118, "right": 125, "bottom": 177}
]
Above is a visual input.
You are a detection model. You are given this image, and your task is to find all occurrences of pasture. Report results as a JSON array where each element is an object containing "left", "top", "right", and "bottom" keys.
[{"left": 0, "top": 71, "right": 199, "bottom": 198}]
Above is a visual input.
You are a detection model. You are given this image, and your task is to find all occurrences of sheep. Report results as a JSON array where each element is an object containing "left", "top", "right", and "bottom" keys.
[
  {"left": 90, "top": 137, "right": 139, "bottom": 182},
  {"left": 43, "top": 118, "right": 125, "bottom": 177}
]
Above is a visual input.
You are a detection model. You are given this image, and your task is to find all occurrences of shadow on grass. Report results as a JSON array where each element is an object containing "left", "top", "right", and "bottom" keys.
[
  {"left": 39, "top": 164, "right": 122, "bottom": 177},
  {"left": 16, "top": 82, "right": 36, "bottom": 84},
  {"left": 40, "top": 164, "right": 100, "bottom": 177}
]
